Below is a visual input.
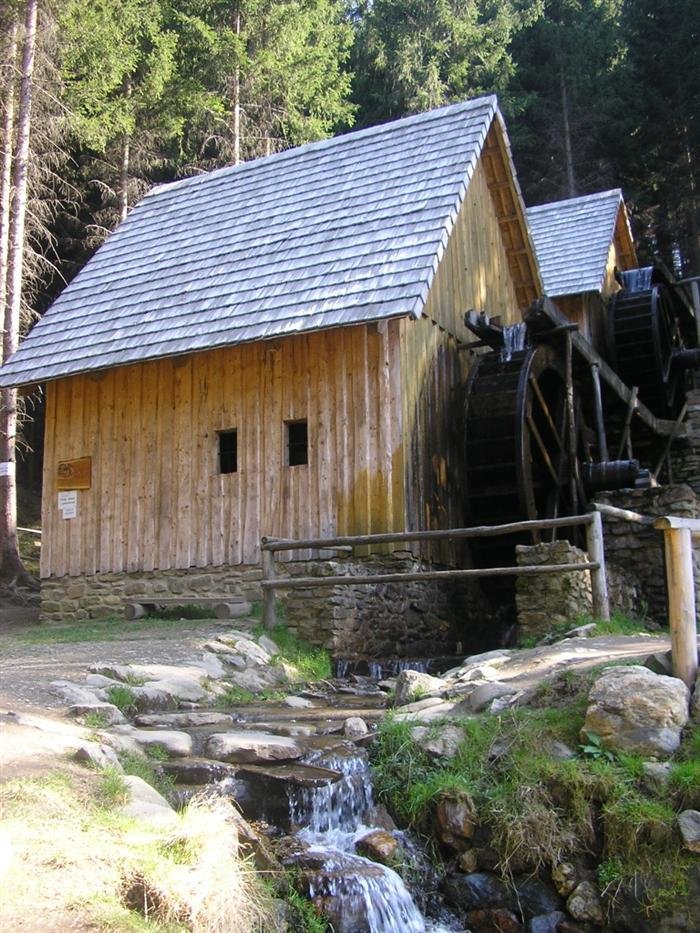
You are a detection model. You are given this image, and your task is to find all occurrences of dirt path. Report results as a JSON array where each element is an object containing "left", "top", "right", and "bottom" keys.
[{"left": 0, "top": 603, "right": 234, "bottom": 713}]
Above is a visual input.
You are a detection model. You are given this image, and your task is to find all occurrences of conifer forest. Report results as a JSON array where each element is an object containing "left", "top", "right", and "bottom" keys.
[{"left": 0, "top": 0, "right": 698, "bottom": 579}]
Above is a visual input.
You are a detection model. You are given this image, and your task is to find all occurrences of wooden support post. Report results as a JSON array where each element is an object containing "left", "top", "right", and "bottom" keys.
[
  {"left": 565, "top": 332, "right": 579, "bottom": 515},
  {"left": 616, "top": 386, "right": 638, "bottom": 460},
  {"left": 261, "top": 545, "right": 277, "bottom": 630},
  {"left": 585, "top": 511, "right": 610, "bottom": 620},
  {"left": 660, "top": 525, "right": 698, "bottom": 688},
  {"left": 590, "top": 364, "right": 609, "bottom": 461}
]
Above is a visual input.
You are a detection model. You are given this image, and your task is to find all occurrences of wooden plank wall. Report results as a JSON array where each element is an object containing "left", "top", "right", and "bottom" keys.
[
  {"left": 400, "top": 157, "right": 525, "bottom": 561},
  {"left": 41, "top": 323, "right": 405, "bottom": 578}
]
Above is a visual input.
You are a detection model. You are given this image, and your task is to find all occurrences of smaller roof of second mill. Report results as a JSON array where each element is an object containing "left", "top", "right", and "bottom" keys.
[{"left": 0, "top": 95, "right": 515, "bottom": 388}]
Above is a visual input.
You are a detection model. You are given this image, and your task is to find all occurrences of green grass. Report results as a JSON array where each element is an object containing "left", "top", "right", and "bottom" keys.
[
  {"left": 517, "top": 611, "right": 659, "bottom": 648},
  {"left": 15, "top": 613, "right": 221, "bottom": 646},
  {"left": 119, "top": 752, "right": 175, "bottom": 801},
  {"left": 252, "top": 622, "right": 332, "bottom": 681},
  {"left": 369, "top": 670, "right": 695, "bottom": 918},
  {"left": 214, "top": 685, "right": 256, "bottom": 707},
  {"left": 106, "top": 685, "right": 138, "bottom": 717}
]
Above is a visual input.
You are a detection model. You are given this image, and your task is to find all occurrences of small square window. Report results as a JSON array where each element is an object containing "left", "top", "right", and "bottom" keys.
[
  {"left": 218, "top": 430, "right": 237, "bottom": 474},
  {"left": 286, "top": 420, "right": 308, "bottom": 466}
]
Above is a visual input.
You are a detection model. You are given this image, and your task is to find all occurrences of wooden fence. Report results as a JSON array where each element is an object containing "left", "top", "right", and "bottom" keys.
[{"left": 260, "top": 510, "right": 610, "bottom": 626}]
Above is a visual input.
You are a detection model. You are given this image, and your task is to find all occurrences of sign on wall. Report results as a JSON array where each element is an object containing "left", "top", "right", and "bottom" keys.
[
  {"left": 58, "top": 490, "right": 78, "bottom": 519},
  {"left": 57, "top": 456, "right": 91, "bottom": 490}
]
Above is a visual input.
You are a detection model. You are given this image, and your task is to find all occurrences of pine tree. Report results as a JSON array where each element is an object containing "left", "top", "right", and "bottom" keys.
[
  {"left": 505, "top": 0, "right": 624, "bottom": 205},
  {"left": 350, "top": 0, "right": 542, "bottom": 127},
  {"left": 615, "top": 0, "right": 699, "bottom": 273}
]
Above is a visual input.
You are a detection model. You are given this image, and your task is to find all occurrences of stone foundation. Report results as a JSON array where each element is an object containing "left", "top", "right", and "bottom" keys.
[
  {"left": 515, "top": 541, "right": 593, "bottom": 641},
  {"left": 671, "top": 389, "right": 700, "bottom": 496},
  {"left": 595, "top": 483, "right": 700, "bottom": 624},
  {"left": 40, "top": 564, "right": 264, "bottom": 623},
  {"left": 41, "top": 552, "right": 493, "bottom": 659}
]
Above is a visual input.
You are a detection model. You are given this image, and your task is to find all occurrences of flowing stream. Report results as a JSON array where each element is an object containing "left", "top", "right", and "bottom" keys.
[
  {"left": 287, "top": 747, "right": 461, "bottom": 932},
  {"left": 500, "top": 321, "right": 528, "bottom": 362}
]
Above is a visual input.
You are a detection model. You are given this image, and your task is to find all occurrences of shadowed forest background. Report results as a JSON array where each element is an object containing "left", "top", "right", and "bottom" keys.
[{"left": 0, "top": 0, "right": 698, "bottom": 530}]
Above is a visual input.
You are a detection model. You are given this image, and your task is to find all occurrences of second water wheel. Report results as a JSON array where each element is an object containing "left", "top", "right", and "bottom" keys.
[{"left": 463, "top": 342, "right": 581, "bottom": 569}]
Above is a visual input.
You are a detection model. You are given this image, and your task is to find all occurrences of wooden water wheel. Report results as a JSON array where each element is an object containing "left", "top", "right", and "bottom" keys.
[{"left": 463, "top": 343, "right": 581, "bottom": 568}]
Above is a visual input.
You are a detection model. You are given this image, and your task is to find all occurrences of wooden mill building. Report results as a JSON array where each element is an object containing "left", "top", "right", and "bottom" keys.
[
  {"left": 0, "top": 96, "right": 542, "bottom": 648},
  {"left": 527, "top": 189, "right": 637, "bottom": 351}
]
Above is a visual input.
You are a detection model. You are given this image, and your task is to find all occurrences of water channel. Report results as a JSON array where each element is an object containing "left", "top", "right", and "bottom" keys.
[{"left": 167, "top": 673, "right": 462, "bottom": 931}]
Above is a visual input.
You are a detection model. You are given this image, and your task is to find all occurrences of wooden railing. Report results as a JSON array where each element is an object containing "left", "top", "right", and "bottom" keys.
[
  {"left": 260, "top": 511, "right": 610, "bottom": 627},
  {"left": 593, "top": 503, "right": 699, "bottom": 688}
]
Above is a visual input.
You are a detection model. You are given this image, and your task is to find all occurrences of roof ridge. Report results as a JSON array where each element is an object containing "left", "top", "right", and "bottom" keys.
[
  {"left": 527, "top": 189, "right": 622, "bottom": 215},
  {"left": 146, "top": 95, "right": 498, "bottom": 200}
]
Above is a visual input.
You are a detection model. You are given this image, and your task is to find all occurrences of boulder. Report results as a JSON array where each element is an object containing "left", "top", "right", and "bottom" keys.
[
  {"left": 551, "top": 861, "right": 578, "bottom": 897},
  {"left": 466, "top": 908, "right": 523, "bottom": 933},
  {"left": 393, "top": 670, "right": 446, "bottom": 706},
  {"left": 581, "top": 666, "right": 690, "bottom": 757},
  {"left": 141, "top": 676, "right": 208, "bottom": 703},
  {"left": 205, "top": 730, "right": 304, "bottom": 764},
  {"left": 343, "top": 717, "right": 368, "bottom": 737},
  {"left": 457, "top": 850, "right": 478, "bottom": 873},
  {"left": 73, "top": 742, "right": 123, "bottom": 771},
  {"left": 356, "top": 830, "right": 398, "bottom": 864},
  {"left": 434, "top": 791, "right": 478, "bottom": 852},
  {"left": 514, "top": 878, "right": 562, "bottom": 919},
  {"left": 678, "top": 810, "right": 700, "bottom": 853},
  {"left": 160, "top": 757, "right": 237, "bottom": 784},
  {"left": 566, "top": 880, "right": 604, "bottom": 925},
  {"left": 129, "top": 728, "right": 193, "bottom": 758},
  {"left": 284, "top": 696, "right": 315, "bottom": 709},
  {"left": 119, "top": 774, "right": 176, "bottom": 825},
  {"left": 466, "top": 681, "right": 519, "bottom": 714},
  {"left": 49, "top": 681, "right": 102, "bottom": 705},
  {"left": 411, "top": 724, "right": 465, "bottom": 760},
  {"left": 442, "top": 872, "right": 516, "bottom": 912},
  {"left": 214, "top": 634, "right": 271, "bottom": 666},
  {"left": 527, "top": 912, "right": 567, "bottom": 933},
  {"left": 68, "top": 702, "right": 127, "bottom": 725},
  {"left": 641, "top": 761, "right": 673, "bottom": 793},
  {"left": 134, "top": 710, "right": 235, "bottom": 728},
  {"left": 693, "top": 669, "right": 700, "bottom": 720}
]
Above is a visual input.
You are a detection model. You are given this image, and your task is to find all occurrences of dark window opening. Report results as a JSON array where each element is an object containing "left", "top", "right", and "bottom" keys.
[
  {"left": 218, "top": 430, "right": 238, "bottom": 474},
  {"left": 286, "top": 420, "right": 308, "bottom": 466}
]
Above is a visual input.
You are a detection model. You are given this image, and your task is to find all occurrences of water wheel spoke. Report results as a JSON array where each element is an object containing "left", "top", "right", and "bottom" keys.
[
  {"left": 528, "top": 372, "right": 564, "bottom": 450},
  {"left": 525, "top": 411, "right": 560, "bottom": 486}
]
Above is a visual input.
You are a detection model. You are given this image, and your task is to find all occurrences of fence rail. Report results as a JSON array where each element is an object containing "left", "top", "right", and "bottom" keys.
[{"left": 260, "top": 511, "right": 610, "bottom": 629}]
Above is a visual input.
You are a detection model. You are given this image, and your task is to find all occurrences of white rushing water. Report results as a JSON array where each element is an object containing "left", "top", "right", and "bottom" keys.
[
  {"left": 290, "top": 751, "right": 459, "bottom": 932},
  {"left": 500, "top": 322, "right": 527, "bottom": 362}
]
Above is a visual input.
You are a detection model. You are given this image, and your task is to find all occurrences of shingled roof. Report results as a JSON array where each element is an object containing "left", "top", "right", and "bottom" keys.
[
  {"left": 527, "top": 189, "right": 636, "bottom": 298},
  {"left": 0, "top": 94, "right": 536, "bottom": 388}
]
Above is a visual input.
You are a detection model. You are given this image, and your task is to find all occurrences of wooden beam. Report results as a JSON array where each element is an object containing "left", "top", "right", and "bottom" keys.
[
  {"left": 262, "top": 514, "right": 594, "bottom": 552},
  {"left": 660, "top": 526, "right": 698, "bottom": 688},
  {"left": 585, "top": 511, "right": 610, "bottom": 620},
  {"left": 260, "top": 561, "right": 600, "bottom": 589}
]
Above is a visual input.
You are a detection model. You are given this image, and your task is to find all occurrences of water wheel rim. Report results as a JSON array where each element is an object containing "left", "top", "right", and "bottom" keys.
[{"left": 515, "top": 344, "right": 569, "bottom": 522}]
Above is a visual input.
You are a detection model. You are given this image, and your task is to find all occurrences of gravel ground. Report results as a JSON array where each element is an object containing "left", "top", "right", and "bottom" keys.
[{"left": 0, "top": 602, "right": 233, "bottom": 712}]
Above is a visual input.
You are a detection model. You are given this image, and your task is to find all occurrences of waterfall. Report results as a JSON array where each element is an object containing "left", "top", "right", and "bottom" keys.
[{"left": 290, "top": 749, "right": 459, "bottom": 932}]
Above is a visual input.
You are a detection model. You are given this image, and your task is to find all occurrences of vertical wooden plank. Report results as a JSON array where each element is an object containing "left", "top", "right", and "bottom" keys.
[
  {"left": 39, "top": 381, "right": 56, "bottom": 578},
  {"left": 173, "top": 358, "right": 194, "bottom": 568},
  {"left": 140, "top": 362, "right": 158, "bottom": 573},
  {"left": 97, "top": 372, "right": 116, "bottom": 573},
  {"left": 193, "top": 355, "right": 211, "bottom": 568},
  {"left": 316, "top": 330, "right": 334, "bottom": 538},
  {"left": 156, "top": 360, "right": 173, "bottom": 570},
  {"left": 125, "top": 366, "right": 143, "bottom": 572}
]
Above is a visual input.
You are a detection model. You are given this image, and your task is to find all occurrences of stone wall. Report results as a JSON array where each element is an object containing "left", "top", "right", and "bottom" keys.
[
  {"left": 41, "top": 552, "right": 493, "bottom": 659},
  {"left": 671, "top": 389, "right": 700, "bottom": 496},
  {"left": 595, "top": 483, "right": 700, "bottom": 624},
  {"left": 276, "top": 552, "right": 492, "bottom": 659},
  {"left": 515, "top": 541, "right": 593, "bottom": 641}
]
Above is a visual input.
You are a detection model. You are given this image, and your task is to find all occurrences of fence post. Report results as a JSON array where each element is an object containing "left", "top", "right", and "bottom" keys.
[
  {"left": 661, "top": 526, "right": 698, "bottom": 688},
  {"left": 586, "top": 511, "right": 610, "bottom": 620},
  {"left": 261, "top": 543, "right": 277, "bottom": 630}
]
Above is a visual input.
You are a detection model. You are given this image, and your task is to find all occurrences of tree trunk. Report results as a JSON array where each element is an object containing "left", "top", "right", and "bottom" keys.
[
  {"left": 1, "top": 0, "right": 38, "bottom": 583},
  {"left": 0, "top": 20, "right": 19, "bottom": 365},
  {"left": 559, "top": 64, "right": 576, "bottom": 199},
  {"left": 118, "top": 78, "right": 132, "bottom": 222},
  {"left": 232, "top": 7, "right": 241, "bottom": 165}
]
